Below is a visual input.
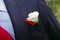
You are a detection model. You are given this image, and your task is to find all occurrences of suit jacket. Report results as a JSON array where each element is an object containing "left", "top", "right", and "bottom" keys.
[{"left": 4, "top": 0, "right": 60, "bottom": 40}]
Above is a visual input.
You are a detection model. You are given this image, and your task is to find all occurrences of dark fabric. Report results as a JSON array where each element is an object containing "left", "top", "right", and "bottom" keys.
[
  {"left": 37, "top": 0, "right": 60, "bottom": 40},
  {"left": 4, "top": 0, "right": 60, "bottom": 40}
]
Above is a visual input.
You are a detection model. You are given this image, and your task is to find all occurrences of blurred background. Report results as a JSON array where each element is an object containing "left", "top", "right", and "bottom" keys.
[{"left": 45, "top": 0, "right": 60, "bottom": 23}]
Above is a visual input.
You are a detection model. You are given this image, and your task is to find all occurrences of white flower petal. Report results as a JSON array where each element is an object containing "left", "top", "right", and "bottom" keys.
[{"left": 27, "top": 11, "right": 39, "bottom": 22}]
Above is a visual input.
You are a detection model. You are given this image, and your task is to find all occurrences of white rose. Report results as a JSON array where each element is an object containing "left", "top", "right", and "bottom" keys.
[{"left": 27, "top": 11, "right": 39, "bottom": 23}]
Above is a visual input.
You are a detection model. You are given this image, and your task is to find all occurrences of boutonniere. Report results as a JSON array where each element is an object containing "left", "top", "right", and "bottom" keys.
[{"left": 25, "top": 11, "right": 39, "bottom": 27}]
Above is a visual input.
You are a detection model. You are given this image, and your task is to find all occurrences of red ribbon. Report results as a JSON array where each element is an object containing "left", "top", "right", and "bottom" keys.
[{"left": 25, "top": 20, "right": 35, "bottom": 27}]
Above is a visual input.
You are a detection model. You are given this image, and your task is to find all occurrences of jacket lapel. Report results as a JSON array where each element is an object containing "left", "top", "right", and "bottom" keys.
[
  {"left": 4, "top": 0, "right": 19, "bottom": 39},
  {"left": 4, "top": 0, "right": 28, "bottom": 40}
]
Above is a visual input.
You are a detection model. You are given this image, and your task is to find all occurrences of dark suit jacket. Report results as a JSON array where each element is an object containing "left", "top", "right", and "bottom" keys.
[{"left": 4, "top": 0, "right": 60, "bottom": 40}]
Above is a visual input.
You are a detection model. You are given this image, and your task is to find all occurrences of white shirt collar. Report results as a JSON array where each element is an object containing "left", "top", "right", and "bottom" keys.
[{"left": 0, "top": 0, "right": 7, "bottom": 12}]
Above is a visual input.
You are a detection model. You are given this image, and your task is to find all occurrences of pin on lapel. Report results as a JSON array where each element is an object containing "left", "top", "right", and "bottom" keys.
[{"left": 25, "top": 11, "right": 39, "bottom": 27}]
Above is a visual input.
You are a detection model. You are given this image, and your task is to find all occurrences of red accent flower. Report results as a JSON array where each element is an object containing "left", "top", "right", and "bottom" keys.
[{"left": 25, "top": 20, "right": 35, "bottom": 27}]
